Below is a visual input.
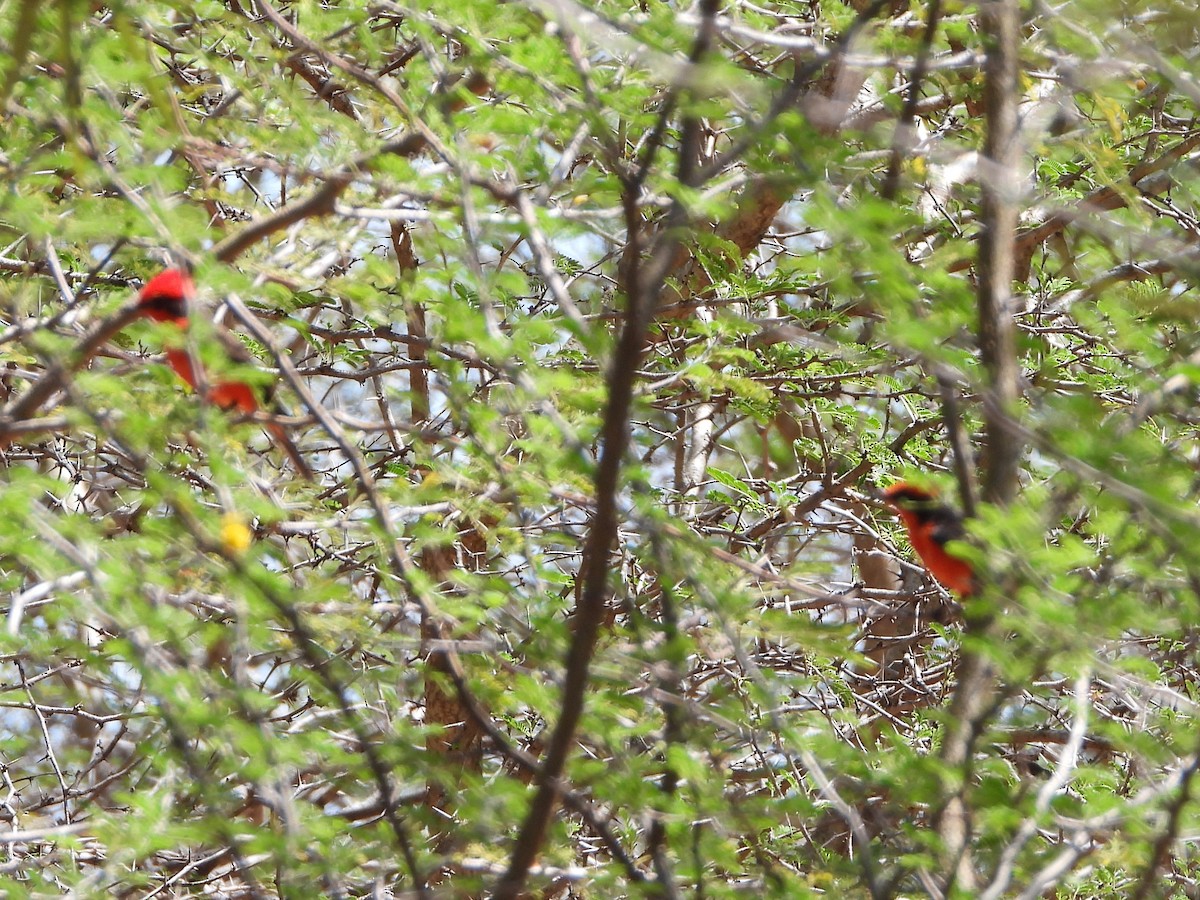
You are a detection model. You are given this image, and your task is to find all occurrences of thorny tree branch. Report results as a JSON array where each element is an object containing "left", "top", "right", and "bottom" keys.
[
  {"left": 935, "top": 0, "right": 1023, "bottom": 893},
  {"left": 212, "top": 3, "right": 488, "bottom": 264},
  {"left": 881, "top": 0, "right": 943, "bottom": 201},
  {"left": 0, "top": 302, "right": 144, "bottom": 444},
  {"left": 494, "top": 1, "right": 724, "bottom": 893},
  {"left": 225, "top": 290, "right": 650, "bottom": 890}
]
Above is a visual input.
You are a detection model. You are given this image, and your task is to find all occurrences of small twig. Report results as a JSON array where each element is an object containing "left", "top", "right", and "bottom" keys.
[{"left": 15, "top": 661, "right": 71, "bottom": 824}]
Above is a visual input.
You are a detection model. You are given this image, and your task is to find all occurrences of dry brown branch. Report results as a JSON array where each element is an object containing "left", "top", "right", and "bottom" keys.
[
  {"left": 494, "top": 1, "right": 724, "bottom": 889},
  {"left": 935, "top": 0, "right": 1023, "bottom": 892},
  {"left": 0, "top": 302, "right": 144, "bottom": 445}
]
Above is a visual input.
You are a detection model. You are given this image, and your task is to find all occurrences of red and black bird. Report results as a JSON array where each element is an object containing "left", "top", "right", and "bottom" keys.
[
  {"left": 136, "top": 268, "right": 312, "bottom": 479},
  {"left": 882, "top": 482, "right": 974, "bottom": 597}
]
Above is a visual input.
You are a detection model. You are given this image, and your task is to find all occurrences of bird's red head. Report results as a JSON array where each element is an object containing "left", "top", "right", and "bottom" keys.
[
  {"left": 882, "top": 482, "right": 940, "bottom": 520},
  {"left": 137, "top": 268, "right": 193, "bottom": 324}
]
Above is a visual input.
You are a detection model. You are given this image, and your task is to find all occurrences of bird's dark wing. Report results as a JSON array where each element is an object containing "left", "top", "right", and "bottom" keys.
[{"left": 928, "top": 507, "right": 966, "bottom": 548}]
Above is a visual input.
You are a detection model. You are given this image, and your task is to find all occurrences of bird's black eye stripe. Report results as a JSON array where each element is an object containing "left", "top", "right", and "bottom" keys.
[
  {"left": 887, "top": 489, "right": 932, "bottom": 506},
  {"left": 140, "top": 295, "right": 187, "bottom": 318}
]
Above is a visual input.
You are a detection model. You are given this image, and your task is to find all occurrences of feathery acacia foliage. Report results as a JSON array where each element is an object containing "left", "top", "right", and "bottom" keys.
[{"left": 0, "top": 0, "right": 1198, "bottom": 896}]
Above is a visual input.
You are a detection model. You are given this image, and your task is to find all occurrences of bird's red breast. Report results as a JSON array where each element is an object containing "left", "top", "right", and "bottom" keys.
[{"left": 207, "top": 381, "right": 259, "bottom": 415}]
